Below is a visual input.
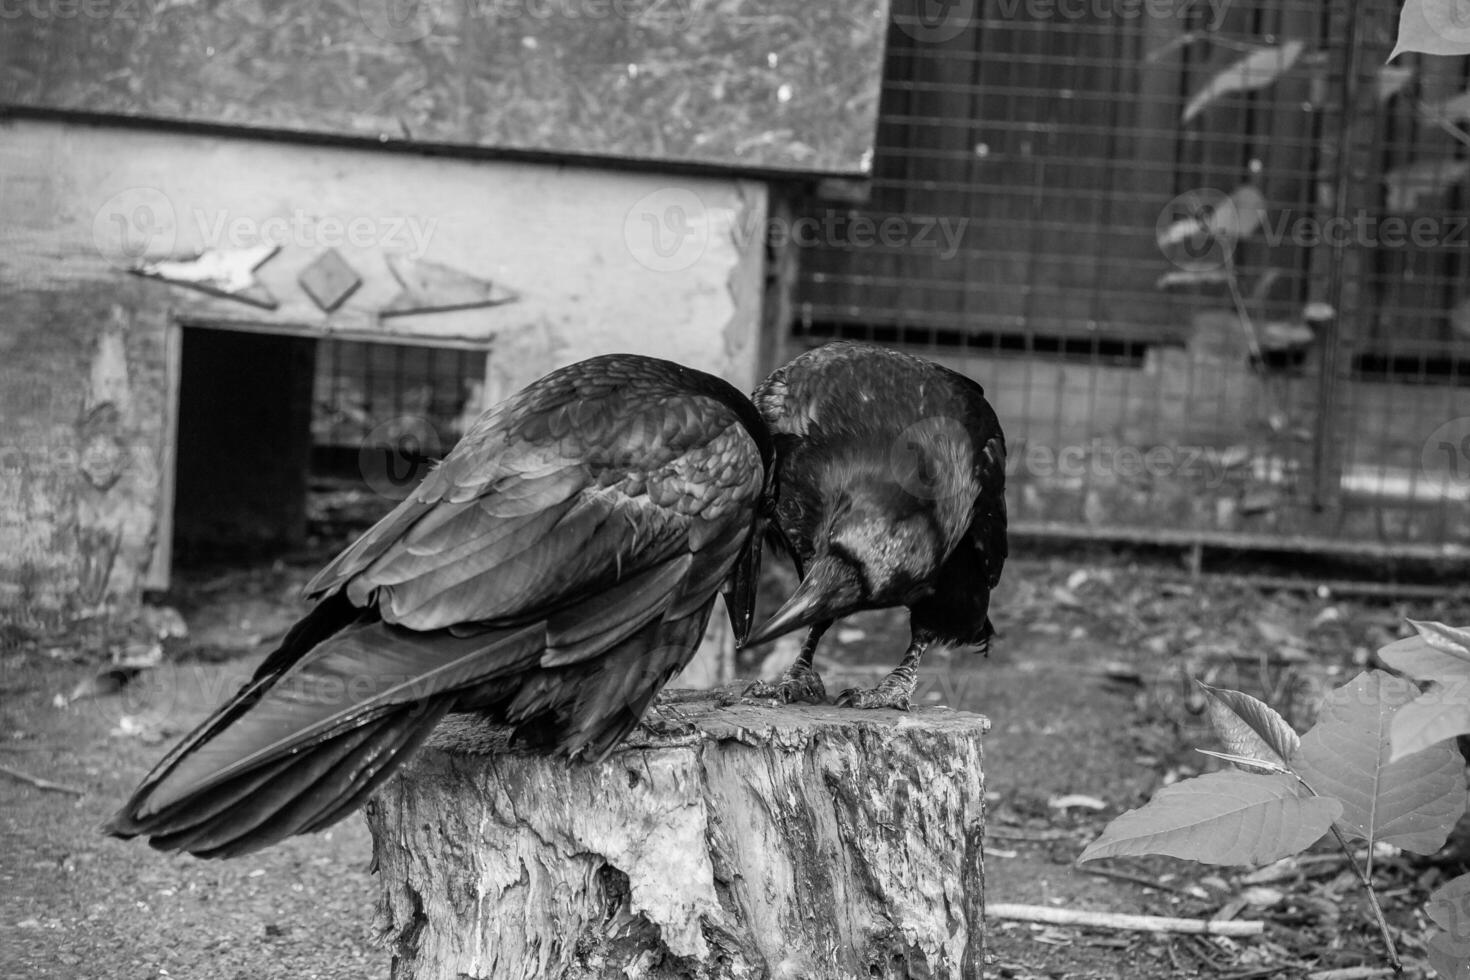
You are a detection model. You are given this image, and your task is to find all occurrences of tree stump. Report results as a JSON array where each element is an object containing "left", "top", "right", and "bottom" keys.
[{"left": 366, "top": 687, "right": 989, "bottom": 980}]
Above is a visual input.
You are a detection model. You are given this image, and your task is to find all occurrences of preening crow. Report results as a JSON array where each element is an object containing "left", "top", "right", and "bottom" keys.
[
  {"left": 742, "top": 341, "right": 1006, "bottom": 709},
  {"left": 105, "top": 354, "right": 774, "bottom": 858}
]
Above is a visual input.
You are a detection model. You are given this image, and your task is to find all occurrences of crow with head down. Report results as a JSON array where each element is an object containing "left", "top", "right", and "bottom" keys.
[
  {"left": 742, "top": 342, "right": 1007, "bottom": 710},
  {"left": 105, "top": 354, "right": 774, "bottom": 858}
]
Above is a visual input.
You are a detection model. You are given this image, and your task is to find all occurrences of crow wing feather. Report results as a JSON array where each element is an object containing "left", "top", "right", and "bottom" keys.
[{"left": 106, "top": 355, "right": 769, "bottom": 857}]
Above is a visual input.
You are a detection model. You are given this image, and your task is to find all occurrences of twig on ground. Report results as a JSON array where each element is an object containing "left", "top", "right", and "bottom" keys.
[
  {"left": 0, "top": 763, "right": 84, "bottom": 796},
  {"left": 1187, "top": 933, "right": 1232, "bottom": 970},
  {"left": 1307, "top": 968, "right": 1397, "bottom": 980},
  {"left": 987, "top": 826, "right": 1076, "bottom": 841},
  {"left": 1240, "top": 853, "right": 1347, "bottom": 884},
  {"left": 987, "top": 903, "right": 1263, "bottom": 937},
  {"left": 1076, "top": 865, "right": 1199, "bottom": 897},
  {"left": 1165, "top": 938, "right": 1188, "bottom": 975},
  {"left": 1217, "top": 967, "right": 1290, "bottom": 980}
]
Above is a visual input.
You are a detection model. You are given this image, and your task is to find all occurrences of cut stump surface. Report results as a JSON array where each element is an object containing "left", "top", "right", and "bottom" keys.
[{"left": 367, "top": 685, "right": 989, "bottom": 980}]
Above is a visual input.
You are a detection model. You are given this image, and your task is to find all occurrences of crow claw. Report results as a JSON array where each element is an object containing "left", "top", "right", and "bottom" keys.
[
  {"left": 742, "top": 669, "right": 828, "bottom": 705},
  {"left": 834, "top": 685, "right": 911, "bottom": 711}
]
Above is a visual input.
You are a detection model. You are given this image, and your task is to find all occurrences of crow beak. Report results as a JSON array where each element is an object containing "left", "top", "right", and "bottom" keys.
[
  {"left": 723, "top": 516, "right": 767, "bottom": 646},
  {"left": 740, "top": 556, "right": 861, "bottom": 649}
]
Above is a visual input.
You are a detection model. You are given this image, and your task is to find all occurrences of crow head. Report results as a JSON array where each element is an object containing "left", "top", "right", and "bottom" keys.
[{"left": 742, "top": 476, "right": 943, "bottom": 648}]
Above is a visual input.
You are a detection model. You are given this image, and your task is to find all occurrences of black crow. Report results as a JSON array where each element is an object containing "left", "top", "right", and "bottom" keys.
[
  {"left": 105, "top": 354, "right": 774, "bottom": 858},
  {"left": 742, "top": 342, "right": 1006, "bottom": 709}
]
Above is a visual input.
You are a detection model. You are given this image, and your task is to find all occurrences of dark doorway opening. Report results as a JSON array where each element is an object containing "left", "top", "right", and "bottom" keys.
[{"left": 170, "top": 326, "right": 317, "bottom": 568}]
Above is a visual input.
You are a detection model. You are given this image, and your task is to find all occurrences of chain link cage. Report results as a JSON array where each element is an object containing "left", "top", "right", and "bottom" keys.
[{"left": 789, "top": 0, "right": 1470, "bottom": 560}]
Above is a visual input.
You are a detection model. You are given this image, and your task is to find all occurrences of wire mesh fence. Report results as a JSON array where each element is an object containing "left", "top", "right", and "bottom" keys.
[
  {"left": 790, "top": 0, "right": 1470, "bottom": 557},
  {"left": 307, "top": 338, "right": 483, "bottom": 540},
  {"left": 311, "top": 338, "right": 482, "bottom": 472}
]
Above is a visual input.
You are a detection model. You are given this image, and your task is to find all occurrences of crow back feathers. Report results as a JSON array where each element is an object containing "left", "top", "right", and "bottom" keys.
[{"left": 107, "top": 354, "right": 773, "bottom": 857}]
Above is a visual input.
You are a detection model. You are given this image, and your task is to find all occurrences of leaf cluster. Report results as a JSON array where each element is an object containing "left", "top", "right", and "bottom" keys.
[{"left": 1080, "top": 623, "right": 1470, "bottom": 976}]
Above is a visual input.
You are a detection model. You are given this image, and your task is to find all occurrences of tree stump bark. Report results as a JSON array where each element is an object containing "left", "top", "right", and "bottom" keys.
[{"left": 366, "top": 687, "right": 989, "bottom": 980}]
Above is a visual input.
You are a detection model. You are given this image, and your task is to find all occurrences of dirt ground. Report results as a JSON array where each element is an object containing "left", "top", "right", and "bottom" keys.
[{"left": 4, "top": 540, "right": 1470, "bottom": 979}]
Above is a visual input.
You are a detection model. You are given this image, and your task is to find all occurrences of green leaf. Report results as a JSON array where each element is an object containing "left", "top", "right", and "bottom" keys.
[
  {"left": 1427, "top": 874, "right": 1470, "bottom": 980},
  {"left": 1412, "top": 620, "right": 1470, "bottom": 656},
  {"left": 1197, "top": 749, "right": 1291, "bottom": 775},
  {"left": 1392, "top": 0, "right": 1470, "bottom": 60},
  {"left": 1077, "top": 770, "right": 1341, "bottom": 867},
  {"left": 1379, "top": 633, "right": 1470, "bottom": 686},
  {"left": 1183, "top": 42, "right": 1306, "bottom": 124},
  {"left": 1390, "top": 682, "right": 1470, "bottom": 761},
  {"left": 1197, "top": 681, "right": 1300, "bottom": 773},
  {"left": 1293, "top": 670, "right": 1467, "bottom": 854},
  {"left": 1380, "top": 623, "right": 1470, "bottom": 760}
]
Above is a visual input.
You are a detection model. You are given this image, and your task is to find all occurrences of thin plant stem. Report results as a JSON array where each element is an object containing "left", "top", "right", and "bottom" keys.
[
  {"left": 1325, "top": 824, "right": 1400, "bottom": 974},
  {"left": 1223, "top": 258, "right": 1264, "bottom": 365},
  {"left": 1293, "top": 774, "right": 1402, "bottom": 973}
]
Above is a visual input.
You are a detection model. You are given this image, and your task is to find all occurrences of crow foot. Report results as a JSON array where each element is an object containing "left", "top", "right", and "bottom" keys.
[
  {"left": 743, "top": 663, "right": 828, "bottom": 705},
  {"left": 835, "top": 678, "right": 914, "bottom": 711}
]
